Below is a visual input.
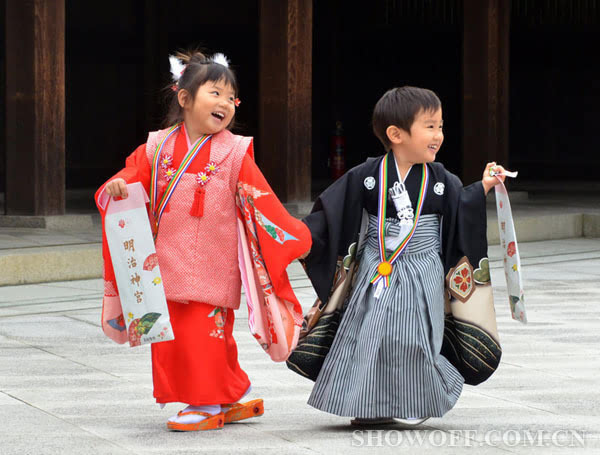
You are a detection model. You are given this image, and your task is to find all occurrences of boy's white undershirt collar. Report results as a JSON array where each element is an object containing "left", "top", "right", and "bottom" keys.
[{"left": 392, "top": 153, "right": 413, "bottom": 184}]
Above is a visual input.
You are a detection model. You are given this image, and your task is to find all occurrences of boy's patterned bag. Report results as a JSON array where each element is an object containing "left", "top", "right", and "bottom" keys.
[{"left": 286, "top": 211, "right": 369, "bottom": 381}]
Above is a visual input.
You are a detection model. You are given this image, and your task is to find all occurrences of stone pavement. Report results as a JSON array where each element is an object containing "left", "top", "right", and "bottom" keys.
[{"left": 1, "top": 238, "right": 600, "bottom": 454}]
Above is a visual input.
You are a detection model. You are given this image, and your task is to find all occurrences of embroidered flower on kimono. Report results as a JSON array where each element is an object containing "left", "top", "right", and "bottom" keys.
[
  {"left": 205, "top": 162, "right": 219, "bottom": 175},
  {"left": 164, "top": 167, "right": 177, "bottom": 182},
  {"left": 161, "top": 154, "right": 173, "bottom": 169},
  {"left": 453, "top": 267, "right": 472, "bottom": 293},
  {"left": 196, "top": 172, "right": 211, "bottom": 186}
]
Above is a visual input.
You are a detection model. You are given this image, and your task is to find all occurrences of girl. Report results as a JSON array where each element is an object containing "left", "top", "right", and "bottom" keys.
[
  {"left": 95, "top": 50, "right": 311, "bottom": 431},
  {"left": 300, "top": 86, "right": 506, "bottom": 425}
]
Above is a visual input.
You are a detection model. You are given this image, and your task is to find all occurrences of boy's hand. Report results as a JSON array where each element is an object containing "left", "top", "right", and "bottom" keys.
[
  {"left": 482, "top": 162, "right": 508, "bottom": 195},
  {"left": 105, "top": 178, "right": 128, "bottom": 199}
]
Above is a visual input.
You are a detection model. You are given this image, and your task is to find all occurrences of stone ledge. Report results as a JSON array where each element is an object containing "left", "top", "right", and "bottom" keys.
[
  {"left": 0, "top": 214, "right": 97, "bottom": 230},
  {"left": 0, "top": 244, "right": 102, "bottom": 286},
  {"left": 584, "top": 214, "right": 600, "bottom": 238},
  {"left": 1, "top": 211, "right": 598, "bottom": 286},
  {"left": 487, "top": 213, "right": 584, "bottom": 245}
]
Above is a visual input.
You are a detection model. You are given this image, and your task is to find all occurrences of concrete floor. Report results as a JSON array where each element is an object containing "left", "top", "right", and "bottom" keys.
[{"left": 1, "top": 238, "right": 600, "bottom": 454}]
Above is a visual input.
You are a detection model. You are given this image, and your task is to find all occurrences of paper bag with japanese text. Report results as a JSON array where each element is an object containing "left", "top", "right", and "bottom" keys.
[{"left": 104, "top": 182, "right": 174, "bottom": 347}]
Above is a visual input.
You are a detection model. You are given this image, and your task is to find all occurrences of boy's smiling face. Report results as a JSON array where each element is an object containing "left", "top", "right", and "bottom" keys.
[{"left": 388, "top": 107, "right": 444, "bottom": 164}]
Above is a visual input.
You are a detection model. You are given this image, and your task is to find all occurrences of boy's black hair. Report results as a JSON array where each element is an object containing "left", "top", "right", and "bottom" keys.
[
  {"left": 163, "top": 48, "right": 238, "bottom": 128},
  {"left": 372, "top": 86, "right": 441, "bottom": 151}
]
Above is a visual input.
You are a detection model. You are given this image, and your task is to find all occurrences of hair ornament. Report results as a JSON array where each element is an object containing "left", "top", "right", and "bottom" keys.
[
  {"left": 234, "top": 98, "right": 241, "bottom": 107},
  {"left": 169, "top": 55, "right": 186, "bottom": 82},
  {"left": 211, "top": 53, "right": 230, "bottom": 68}
]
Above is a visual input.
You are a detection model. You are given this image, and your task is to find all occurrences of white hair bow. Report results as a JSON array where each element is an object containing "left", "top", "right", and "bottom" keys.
[
  {"left": 211, "top": 53, "right": 230, "bottom": 68},
  {"left": 168, "top": 55, "right": 186, "bottom": 82}
]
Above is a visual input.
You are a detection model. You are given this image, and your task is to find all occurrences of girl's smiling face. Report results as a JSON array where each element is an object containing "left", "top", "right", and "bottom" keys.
[{"left": 179, "top": 79, "right": 236, "bottom": 136}]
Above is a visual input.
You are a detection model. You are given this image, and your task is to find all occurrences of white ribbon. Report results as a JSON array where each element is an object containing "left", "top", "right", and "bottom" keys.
[{"left": 493, "top": 170, "right": 527, "bottom": 324}]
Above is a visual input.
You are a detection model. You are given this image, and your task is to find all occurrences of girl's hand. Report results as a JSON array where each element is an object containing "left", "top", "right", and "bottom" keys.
[
  {"left": 482, "top": 162, "right": 508, "bottom": 195},
  {"left": 105, "top": 178, "right": 128, "bottom": 199}
]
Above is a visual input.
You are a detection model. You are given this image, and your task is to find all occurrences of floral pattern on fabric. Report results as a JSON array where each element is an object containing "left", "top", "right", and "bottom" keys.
[
  {"left": 447, "top": 256, "right": 475, "bottom": 303},
  {"left": 237, "top": 183, "right": 277, "bottom": 296},
  {"left": 238, "top": 183, "right": 298, "bottom": 246},
  {"left": 208, "top": 307, "right": 227, "bottom": 339},
  {"left": 239, "top": 182, "right": 270, "bottom": 200}
]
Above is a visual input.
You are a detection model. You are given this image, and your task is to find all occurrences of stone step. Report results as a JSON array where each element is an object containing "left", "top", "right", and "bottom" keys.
[
  {"left": 0, "top": 211, "right": 598, "bottom": 287},
  {"left": 0, "top": 243, "right": 102, "bottom": 286},
  {"left": 0, "top": 214, "right": 98, "bottom": 229},
  {"left": 487, "top": 211, "right": 597, "bottom": 245}
]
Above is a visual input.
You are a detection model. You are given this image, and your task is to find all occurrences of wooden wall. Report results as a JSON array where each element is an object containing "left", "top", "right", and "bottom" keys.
[
  {"left": 65, "top": 0, "right": 259, "bottom": 189},
  {"left": 312, "top": 0, "right": 464, "bottom": 192},
  {"left": 4, "top": 0, "right": 65, "bottom": 215}
]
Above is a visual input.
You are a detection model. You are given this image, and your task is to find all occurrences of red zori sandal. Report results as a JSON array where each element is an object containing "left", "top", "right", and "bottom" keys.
[
  {"left": 222, "top": 399, "right": 264, "bottom": 423},
  {"left": 167, "top": 411, "right": 225, "bottom": 431}
]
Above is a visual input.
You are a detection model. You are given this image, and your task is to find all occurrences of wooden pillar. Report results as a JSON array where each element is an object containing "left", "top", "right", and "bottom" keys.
[
  {"left": 462, "top": 0, "right": 510, "bottom": 184},
  {"left": 4, "top": 0, "right": 65, "bottom": 215},
  {"left": 143, "top": 0, "right": 168, "bottom": 132},
  {"left": 259, "top": 0, "right": 312, "bottom": 203}
]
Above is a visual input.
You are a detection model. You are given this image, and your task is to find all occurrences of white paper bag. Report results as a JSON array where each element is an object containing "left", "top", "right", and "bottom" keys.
[{"left": 105, "top": 182, "right": 175, "bottom": 346}]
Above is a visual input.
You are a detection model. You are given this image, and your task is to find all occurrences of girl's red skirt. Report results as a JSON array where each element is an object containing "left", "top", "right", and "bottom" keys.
[{"left": 151, "top": 300, "right": 250, "bottom": 406}]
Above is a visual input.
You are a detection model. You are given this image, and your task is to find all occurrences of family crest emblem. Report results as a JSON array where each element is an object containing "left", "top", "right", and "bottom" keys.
[{"left": 364, "top": 176, "right": 376, "bottom": 190}]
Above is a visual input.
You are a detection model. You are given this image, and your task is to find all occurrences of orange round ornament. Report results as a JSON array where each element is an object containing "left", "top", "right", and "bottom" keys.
[{"left": 377, "top": 261, "right": 393, "bottom": 277}]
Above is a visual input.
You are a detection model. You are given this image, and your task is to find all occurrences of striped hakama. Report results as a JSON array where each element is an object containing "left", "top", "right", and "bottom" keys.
[{"left": 308, "top": 214, "right": 464, "bottom": 418}]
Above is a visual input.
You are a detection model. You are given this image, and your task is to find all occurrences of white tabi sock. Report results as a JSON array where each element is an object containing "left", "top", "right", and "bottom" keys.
[{"left": 168, "top": 404, "right": 222, "bottom": 424}]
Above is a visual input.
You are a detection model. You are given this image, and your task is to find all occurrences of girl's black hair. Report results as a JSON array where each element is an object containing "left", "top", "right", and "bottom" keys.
[
  {"left": 372, "top": 86, "right": 441, "bottom": 151},
  {"left": 163, "top": 49, "right": 238, "bottom": 128}
]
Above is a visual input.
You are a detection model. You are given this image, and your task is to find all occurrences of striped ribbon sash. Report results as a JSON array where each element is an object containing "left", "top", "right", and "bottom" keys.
[
  {"left": 149, "top": 123, "right": 212, "bottom": 238},
  {"left": 370, "top": 155, "right": 429, "bottom": 298}
]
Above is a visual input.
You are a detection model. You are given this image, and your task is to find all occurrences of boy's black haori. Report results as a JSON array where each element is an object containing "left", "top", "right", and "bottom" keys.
[{"left": 297, "top": 155, "right": 502, "bottom": 386}]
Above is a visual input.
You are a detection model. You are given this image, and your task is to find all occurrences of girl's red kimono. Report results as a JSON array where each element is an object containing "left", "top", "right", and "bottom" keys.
[{"left": 96, "top": 124, "right": 311, "bottom": 406}]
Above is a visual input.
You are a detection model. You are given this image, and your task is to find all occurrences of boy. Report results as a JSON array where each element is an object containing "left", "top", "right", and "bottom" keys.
[{"left": 300, "top": 86, "right": 506, "bottom": 425}]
